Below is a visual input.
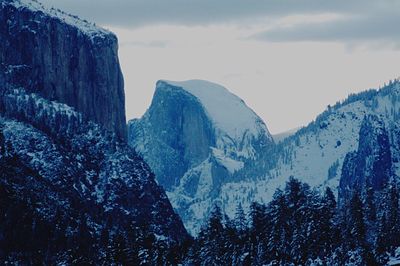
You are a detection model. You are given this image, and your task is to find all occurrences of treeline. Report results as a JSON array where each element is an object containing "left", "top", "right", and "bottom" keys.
[
  {"left": 183, "top": 177, "right": 400, "bottom": 265},
  {"left": 0, "top": 88, "right": 83, "bottom": 139},
  {"left": 2, "top": 118, "right": 400, "bottom": 265}
]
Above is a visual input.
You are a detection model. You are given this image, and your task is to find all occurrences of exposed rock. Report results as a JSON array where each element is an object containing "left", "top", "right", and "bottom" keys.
[
  {"left": 339, "top": 115, "right": 393, "bottom": 202},
  {"left": 0, "top": 0, "right": 126, "bottom": 139}
]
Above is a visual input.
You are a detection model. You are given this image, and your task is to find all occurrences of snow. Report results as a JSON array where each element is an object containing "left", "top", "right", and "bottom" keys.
[
  {"left": 10, "top": 88, "right": 81, "bottom": 119},
  {"left": 9, "top": 0, "right": 111, "bottom": 39},
  {"left": 388, "top": 258, "right": 400, "bottom": 266},
  {"left": 212, "top": 147, "right": 244, "bottom": 173},
  {"left": 162, "top": 79, "right": 272, "bottom": 144},
  {"left": 388, "top": 247, "right": 400, "bottom": 265}
]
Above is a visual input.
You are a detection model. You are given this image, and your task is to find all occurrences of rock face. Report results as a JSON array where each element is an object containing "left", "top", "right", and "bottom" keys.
[
  {"left": 0, "top": 0, "right": 126, "bottom": 139},
  {"left": 128, "top": 79, "right": 275, "bottom": 233},
  {"left": 129, "top": 81, "right": 215, "bottom": 190},
  {"left": 339, "top": 115, "right": 394, "bottom": 202}
]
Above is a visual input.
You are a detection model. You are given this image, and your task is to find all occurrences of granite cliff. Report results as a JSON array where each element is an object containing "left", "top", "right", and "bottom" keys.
[{"left": 0, "top": 0, "right": 126, "bottom": 139}]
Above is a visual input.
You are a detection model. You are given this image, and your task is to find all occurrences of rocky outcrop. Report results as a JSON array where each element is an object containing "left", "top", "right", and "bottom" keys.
[
  {"left": 0, "top": 0, "right": 126, "bottom": 139},
  {"left": 339, "top": 115, "right": 393, "bottom": 202},
  {"left": 128, "top": 80, "right": 275, "bottom": 233},
  {"left": 128, "top": 81, "right": 215, "bottom": 190}
]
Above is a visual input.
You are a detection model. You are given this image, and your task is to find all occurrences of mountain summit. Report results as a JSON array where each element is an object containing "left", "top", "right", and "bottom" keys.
[{"left": 128, "top": 79, "right": 274, "bottom": 233}]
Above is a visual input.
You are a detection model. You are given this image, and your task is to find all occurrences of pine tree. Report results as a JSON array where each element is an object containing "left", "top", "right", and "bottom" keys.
[
  {"left": 364, "top": 185, "right": 377, "bottom": 224},
  {"left": 234, "top": 202, "right": 247, "bottom": 234},
  {"left": 319, "top": 187, "right": 338, "bottom": 256},
  {"left": 381, "top": 182, "right": 400, "bottom": 252},
  {"left": 267, "top": 189, "right": 289, "bottom": 264},
  {"left": 249, "top": 202, "right": 268, "bottom": 264},
  {"left": 375, "top": 215, "right": 389, "bottom": 263},
  {"left": 348, "top": 192, "right": 366, "bottom": 249},
  {"left": 197, "top": 204, "right": 226, "bottom": 265}
]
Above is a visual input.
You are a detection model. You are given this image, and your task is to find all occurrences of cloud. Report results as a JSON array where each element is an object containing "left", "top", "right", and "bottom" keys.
[
  {"left": 249, "top": 1, "right": 400, "bottom": 47},
  {"left": 251, "top": 11, "right": 400, "bottom": 46},
  {"left": 39, "top": 0, "right": 368, "bottom": 28},
  {"left": 39, "top": 0, "right": 400, "bottom": 47}
]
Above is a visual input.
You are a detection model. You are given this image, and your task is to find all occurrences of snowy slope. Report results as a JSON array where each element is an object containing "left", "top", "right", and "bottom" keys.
[{"left": 214, "top": 80, "right": 400, "bottom": 219}]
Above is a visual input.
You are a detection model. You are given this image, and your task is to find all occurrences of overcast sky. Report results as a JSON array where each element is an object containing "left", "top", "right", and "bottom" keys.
[{"left": 41, "top": 0, "right": 400, "bottom": 134}]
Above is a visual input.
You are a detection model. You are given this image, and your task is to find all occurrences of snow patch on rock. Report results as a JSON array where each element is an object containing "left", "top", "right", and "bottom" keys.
[{"left": 10, "top": 0, "right": 111, "bottom": 39}]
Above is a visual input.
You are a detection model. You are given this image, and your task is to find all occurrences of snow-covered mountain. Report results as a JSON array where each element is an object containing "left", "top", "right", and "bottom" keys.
[
  {"left": 128, "top": 79, "right": 275, "bottom": 234},
  {"left": 129, "top": 78, "right": 400, "bottom": 234},
  {"left": 216, "top": 80, "right": 400, "bottom": 219}
]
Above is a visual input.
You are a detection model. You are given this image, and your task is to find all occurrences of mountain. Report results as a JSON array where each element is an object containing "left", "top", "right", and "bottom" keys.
[
  {"left": 0, "top": 0, "right": 187, "bottom": 263},
  {"left": 0, "top": 0, "right": 126, "bottom": 139},
  {"left": 212, "top": 80, "right": 400, "bottom": 220},
  {"left": 128, "top": 79, "right": 275, "bottom": 234},
  {"left": 129, "top": 78, "right": 400, "bottom": 234},
  {"left": 213, "top": 80, "right": 400, "bottom": 213}
]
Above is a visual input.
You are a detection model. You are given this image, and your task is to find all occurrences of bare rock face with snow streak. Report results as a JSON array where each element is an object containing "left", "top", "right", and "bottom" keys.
[
  {"left": 128, "top": 79, "right": 275, "bottom": 233},
  {"left": 0, "top": 0, "right": 126, "bottom": 139}
]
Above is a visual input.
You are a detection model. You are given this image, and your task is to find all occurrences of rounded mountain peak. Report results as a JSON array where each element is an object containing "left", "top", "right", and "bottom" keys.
[{"left": 157, "top": 79, "right": 273, "bottom": 144}]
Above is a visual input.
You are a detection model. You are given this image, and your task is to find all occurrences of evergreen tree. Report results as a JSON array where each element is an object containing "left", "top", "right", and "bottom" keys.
[
  {"left": 234, "top": 202, "right": 247, "bottom": 235},
  {"left": 348, "top": 192, "right": 366, "bottom": 249},
  {"left": 249, "top": 202, "right": 268, "bottom": 264},
  {"left": 380, "top": 182, "right": 400, "bottom": 252},
  {"left": 319, "top": 187, "right": 338, "bottom": 256},
  {"left": 365, "top": 185, "right": 377, "bottom": 224},
  {"left": 197, "top": 204, "right": 226, "bottom": 265},
  {"left": 267, "top": 188, "right": 289, "bottom": 264}
]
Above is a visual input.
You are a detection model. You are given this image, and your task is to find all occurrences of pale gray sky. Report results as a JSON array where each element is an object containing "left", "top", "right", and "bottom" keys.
[{"left": 41, "top": 0, "right": 400, "bottom": 134}]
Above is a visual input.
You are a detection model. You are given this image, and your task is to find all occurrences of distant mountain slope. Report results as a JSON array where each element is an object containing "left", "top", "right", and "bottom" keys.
[
  {"left": 217, "top": 80, "right": 400, "bottom": 218},
  {"left": 272, "top": 127, "right": 301, "bottom": 143},
  {"left": 128, "top": 80, "right": 275, "bottom": 234}
]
